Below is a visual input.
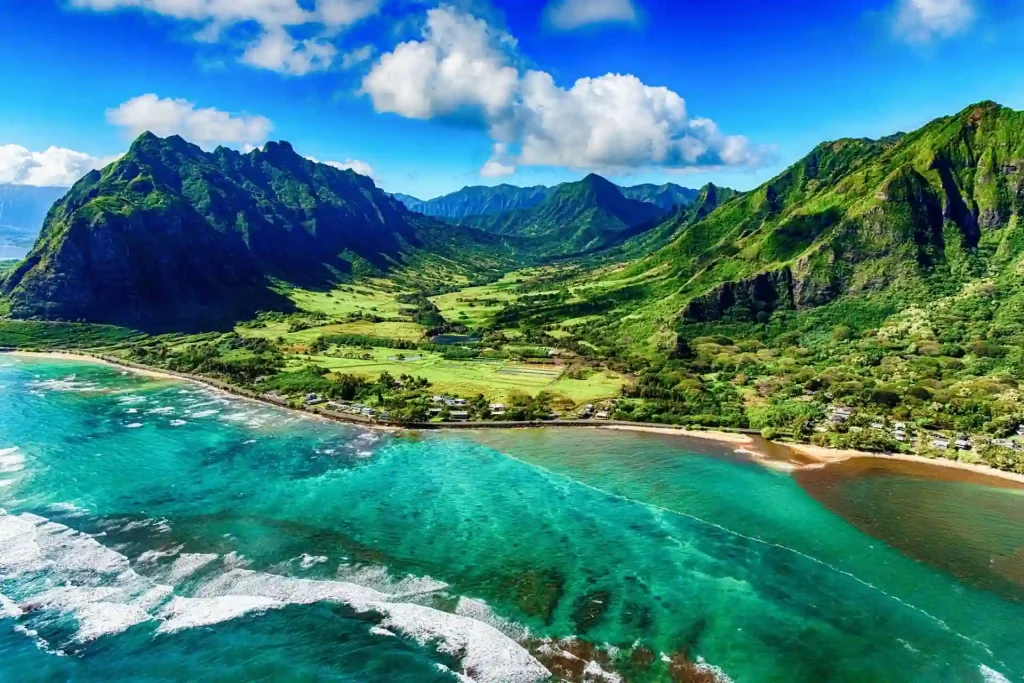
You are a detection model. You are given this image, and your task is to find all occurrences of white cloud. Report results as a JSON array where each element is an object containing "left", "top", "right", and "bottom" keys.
[
  {"left": 0, "top": 145, "right": 118, "bottom": 187},
  {"left": 70, "top": 0, "right": 380, "bottom": 74},
  {"left": 340, "top": 44, "right": 376, "bottom": 69},
  {"left": 544, "top": 0, "right": 638, "bottom": 30},
  {"left": 892, "top": 0, "right": 975, "bottom": 42},
  {"left": 362, "top": 6, "right": 769, "bottom": 176},
  {"left": 323, "top": 158, "right": 375, "bottom": 178},
  {"left": 305, "top": 155, "right": 376, "bottom": 179},
  {"left": 241, "top": 27, "right": 337, "bottom": 75},
  {"left": 106, "top": 94, "right": 273, "bottom": 147},
  {"left": 361, "top": 8, "right": 520, "bottom": 121}
]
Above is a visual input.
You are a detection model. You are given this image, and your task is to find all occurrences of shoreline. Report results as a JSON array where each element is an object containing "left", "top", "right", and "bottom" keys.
[
  {"left": 7, "top": 349, "right": 1024, "bottom": 486},
  {"left": 786, "top": 443, "right": 1024, "bottom": 486}
]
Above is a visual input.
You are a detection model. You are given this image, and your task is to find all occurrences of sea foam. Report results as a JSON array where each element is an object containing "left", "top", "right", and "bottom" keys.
[
  {"left": 0, "top": 447, "right": 24, "bottom": 474},
  {"left": 0, "top": 511, "right": 549, "bottom": 681}
]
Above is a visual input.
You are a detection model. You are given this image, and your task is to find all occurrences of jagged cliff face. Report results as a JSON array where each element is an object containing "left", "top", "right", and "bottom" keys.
[
  {"left": 670, "top": 102, "right": 1024, "bottom": 323},
  {"left": 1, "top": 134, "right": 461, "bottom": 330}
]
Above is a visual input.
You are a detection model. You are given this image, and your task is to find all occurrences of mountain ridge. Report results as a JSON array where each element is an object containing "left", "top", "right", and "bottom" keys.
[{"left": 1, "top": 133, "right": 499, "bottom": 330}]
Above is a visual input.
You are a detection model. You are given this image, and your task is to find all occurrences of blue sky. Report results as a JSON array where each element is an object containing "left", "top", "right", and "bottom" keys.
[{"left": 0, "top": 0, "right": 1022, "bottom": 199}]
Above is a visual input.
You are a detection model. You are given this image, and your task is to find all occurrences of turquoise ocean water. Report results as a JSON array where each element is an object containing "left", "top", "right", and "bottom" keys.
[{"left": 2, "top": 355, "right": 1024, "bottom": 682}]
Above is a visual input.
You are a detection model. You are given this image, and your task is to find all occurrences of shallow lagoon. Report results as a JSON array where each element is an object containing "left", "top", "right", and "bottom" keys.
[{"left": 1, "top": 355, "right": 1022, "bottom": 682}]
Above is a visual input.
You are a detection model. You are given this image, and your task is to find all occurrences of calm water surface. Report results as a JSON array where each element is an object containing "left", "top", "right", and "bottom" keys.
[{"left": 1, "top": 355, "right": 1023, "bottom": 682}]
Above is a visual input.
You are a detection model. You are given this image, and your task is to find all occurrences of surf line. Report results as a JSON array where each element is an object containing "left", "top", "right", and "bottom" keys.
[{"left": 495, "top": 450, "right": 1010, "bottom": 673}]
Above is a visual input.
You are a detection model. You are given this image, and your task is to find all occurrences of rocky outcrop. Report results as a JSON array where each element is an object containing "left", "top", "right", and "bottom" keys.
[{"left": 683, "top": 268, "right": 796, "bottom": 323}]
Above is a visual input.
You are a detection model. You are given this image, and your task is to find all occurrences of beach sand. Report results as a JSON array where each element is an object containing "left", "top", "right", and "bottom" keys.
[
  {"left": 786, "top": 443, "right": 1024, "bottom": 485},
  {"left": 599, "top": 424, "right": 753, "bottom": 444},
  {"left": 6, "top": 351, "right": 179, "bottom": 380}
]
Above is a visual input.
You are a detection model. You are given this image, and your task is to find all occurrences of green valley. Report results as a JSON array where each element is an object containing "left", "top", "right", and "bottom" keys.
[{"left": 4, "top": 101, "right": 1024, "bottom": 474}]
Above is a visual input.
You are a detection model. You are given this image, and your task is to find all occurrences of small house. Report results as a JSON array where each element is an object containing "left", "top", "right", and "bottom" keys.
[
  {"left": 1017, "top": 425, "right": 1024, "bottom": 437},
  {"left": 933, "top": 437, "right": 951, "bottom": 450},
  {"left": 432, "top": 395, "right": 446, "bottom": 404},
  {"left": 428, "top": 407, "right": 443, "bottom": 416},
  {"left": 992, "top": 439, "right": 1014, "bottom": 449},
  {"left": 955, "top": 437, "right": 973, "bottom": 451},
  {"left": 449, "top": 398, "right": 467, "bottom": 407},
  {"left": 489, "top": 403, "right": 506, "bottom": 416},
  {"left": 830, "top": 407, "right": 854, "bottom": 424},
  {"left": 449, "top": 411, "right": 470, "bottom": 421},
  {"left": 595, "top": 411, "right": 610, "bottom": 420}
]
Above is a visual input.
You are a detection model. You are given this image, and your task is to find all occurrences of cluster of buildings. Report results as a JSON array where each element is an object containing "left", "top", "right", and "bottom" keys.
[
  {"left": 828, "top": 405, "right": 1024, "bottom": 453},
  {"left": 577, "top": 403, "right": 611, "bottom": 420}
]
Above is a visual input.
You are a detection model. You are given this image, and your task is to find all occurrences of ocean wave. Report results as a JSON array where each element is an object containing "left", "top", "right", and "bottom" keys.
[
  {"left": 0, "top": 447, "right": 25, "bottom": 474},
  {"left": 188, "top": 409, "right": 219, "bottom": 419},
  {"left": 169, "top": 419, "right": 188, "bottom": 427},
  {"left": 144, "top": 406, "right": 175, "bottom": 415},
  {"left": 118, "top": 395, "right": 147, "bottom": 405},
  {"left": 981, "top": 665, "right": 1010, "bottom": 683},
  {"left": 26, "top": 375, "right": 103, "bottom": 393},
  {"left": 0, "top": 511, "right": 549, "bottom": 682},
  {"left": 124, "top": 423, "right": 144, "bottom": 429}
]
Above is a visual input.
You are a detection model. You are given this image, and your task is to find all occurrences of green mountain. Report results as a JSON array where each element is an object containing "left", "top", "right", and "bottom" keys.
[
  {"left": 0, "top": 184, "right": 69, "bottom": 247},
  {"left": 389, "top": 193, "right": 426, "bottom": 211},
  {"left": 397, "top": 184, "right": 555, "bottom": 219},
  {"left": 1, "top": 133, "right": 499, "bottom": 330},
  {"left": 619, "top": 182, "right": 700, "bottom": 212},
  {"left": 642, "top": 101, "right": 1024, "bottom": 324},
  {"left": 462, "top": 173, "right": 668, "bottom": 258}
]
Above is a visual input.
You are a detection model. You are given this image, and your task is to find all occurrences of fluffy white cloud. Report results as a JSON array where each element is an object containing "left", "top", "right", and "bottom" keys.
[
  {"left": 323, "top": 158, "right": 375, "bottom": 178},
  {"left": 544, "top": 0, "right": 638, "bottom": 30},
  {"left": 106, "top": 94, "right": 273, "bottom": 147},
  {"left": 361, "top": 8, "right": 520, "bottom": 121},
  {"left": 363, "top": 6, "right": 769, "bottom": 176},
  {"left": 340, "top": 44, "right": 376, "bottom": 69},
  {"left": 892, "top": 0, "right": 975, "bottom": 42},
  {"left": 241, "top": 27, "right": 337, "bottom": 75},
  {"left": 305, "top": 155, "right": 376, "bottom": 179},
  {"left": 70, "top": 0, "right": 380, "bottom": 74},
  {"left": 0, "top": 145, "right": 118, "bottom": 187}
]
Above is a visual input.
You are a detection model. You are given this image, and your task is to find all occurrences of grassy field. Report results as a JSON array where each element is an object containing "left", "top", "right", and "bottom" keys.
[
  {"left": 280, "top": 280, "right": 415, "bottom": 319},
  {"left": 430, "top": 271, "right": 526, "bottom": 327},
  {"left": 238, "top": 320, "right": 426, "bottom": 344},
  {"left": 283, "top": 344, "right": 625, "bottom": 403}
]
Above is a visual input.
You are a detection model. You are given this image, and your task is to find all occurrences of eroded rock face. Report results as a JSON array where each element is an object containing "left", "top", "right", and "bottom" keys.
[{"left": 683, "top": 269, "right": 795, "bottom": 323}]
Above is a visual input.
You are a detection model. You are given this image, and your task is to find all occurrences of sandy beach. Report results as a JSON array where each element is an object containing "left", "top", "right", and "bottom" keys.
[
  {"left": 7, "top": 350, "right": 1024, "bottom": 484},
  {"left": 786, "top": 442, "right": 1024, "bottom": 485},
  {"left": 599, "top": 424, "right": 754, "bottom": 444},
  {"left": 6, "top": 350, "right": 180, "bottom": 380}
]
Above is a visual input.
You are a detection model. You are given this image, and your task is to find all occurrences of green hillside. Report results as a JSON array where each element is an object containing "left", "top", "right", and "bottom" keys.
[
  {"left": 1, "top": 133, "right": 507, "bottom": 330},
  {"left": 6, "top": 102, "right": 1024, "bottom": 467},
  {"left": 463, "top": 173, "right": 668, "bottom": 258}
]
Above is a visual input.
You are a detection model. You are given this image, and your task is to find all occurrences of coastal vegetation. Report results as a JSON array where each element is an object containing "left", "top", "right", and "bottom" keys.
[{"left": 3, "top": 101, "right": 1024, "bottom": 472}]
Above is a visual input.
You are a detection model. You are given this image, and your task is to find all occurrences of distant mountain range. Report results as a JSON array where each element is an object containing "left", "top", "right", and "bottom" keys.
[
  {"left": 393, "top": 180, "right": 700, "bottom": 219},
  {"left": 0, "top": 184, "right": 68, "bottom": 246},
  {"left": 461, "top": 174, "right": 668, "bottom": 258}
]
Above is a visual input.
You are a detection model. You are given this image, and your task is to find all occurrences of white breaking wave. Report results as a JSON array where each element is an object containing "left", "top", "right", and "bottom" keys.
[
  {"left": 169, "top": 419, "right": 188, "bottom": 427},
  {"left": 26, "top": 375, "right": 102, "bottom": 393},
  {"left": 124, "top": 423, "right": 143, "bottom": 429},
  {"left": 164, "top": 554, "right": 219, "bottom": 584},
  {"left": 0, "top": 447, "right": 24, "bottom": 474},
  {"left": 188, "top": 410, "right": 219, "bottom": 419},
  {"left": 980, "top": 664, "right": 1011, "bottom": 683},
  {"left": 144, "top": 406, "right": 175, "bottom": 415},
  {"left": 0, "top": 511, "right": 550, "bottom": 682}
]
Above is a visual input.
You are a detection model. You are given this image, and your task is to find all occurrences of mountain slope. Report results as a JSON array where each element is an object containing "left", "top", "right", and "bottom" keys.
[
  {"left": 645, "top": 101, "right": 1024, "bottom": 323},
  {"left": 2, "top": 133, "right": 499, "bottom": 330},
  {"left": 493, "top": 102, "right": 1024, "bottom": 357},
  {"left": 463, "top": 174, "right": 667, "bottom": 258},
  {"left": 0, "top": 184, "right": 68, "bottom": 246},
  {"left": 619, "top": 183, "right": 700, "bottom": 212},
  {"left": 397, "top": 184, "right": 555, "bottom": 219}
]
